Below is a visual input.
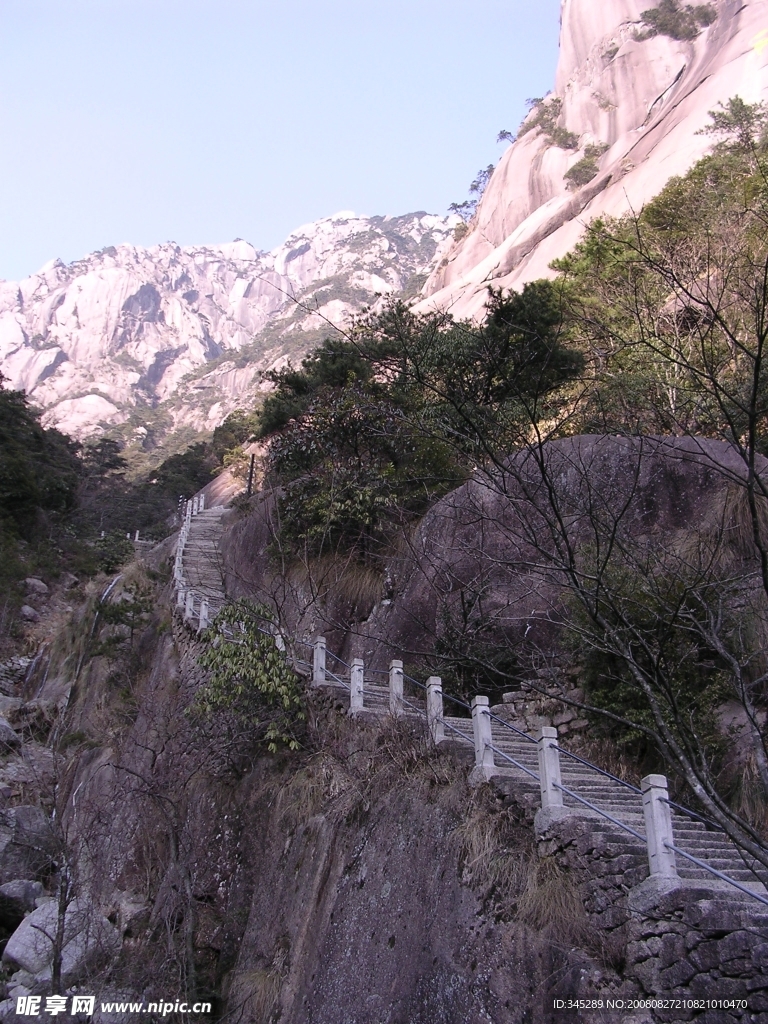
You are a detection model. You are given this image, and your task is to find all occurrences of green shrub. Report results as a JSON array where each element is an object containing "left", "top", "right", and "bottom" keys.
[
  {"left": 194, "top": 600, "right": 305, "bottom": 752},
  {"left": 518, "top": 98, "right": 579, "bottom": 150},
  {"left": 564, "top": 144, "right": 609, "bottom": 189},
  {"left": 638, "top": 0, "right": 716, "bottom": 41}
]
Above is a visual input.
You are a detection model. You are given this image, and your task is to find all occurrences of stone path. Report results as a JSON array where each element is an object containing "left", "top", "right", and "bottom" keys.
[
  {"left": 175, "top": 494, "right": 767, "bottom": 900},
  {"left": 178, "top": 505, "right": 228, "bottom": 621},
  {"left": 473, "top": 718, "right": 767, "bottom": 891}
]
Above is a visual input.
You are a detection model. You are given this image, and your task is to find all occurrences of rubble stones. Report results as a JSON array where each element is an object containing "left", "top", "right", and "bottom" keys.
[
  {"left": 0, "top": 718, "right": 20, "bottom": 750},
  {"left": 0, "top": 659, "right": 30, "bottom": 696},
  {"left": 23, "top": 579, "right": 48, "bottom": 596}
]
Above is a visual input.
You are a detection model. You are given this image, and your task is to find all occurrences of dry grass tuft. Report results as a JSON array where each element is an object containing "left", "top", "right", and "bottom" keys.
[
  {"left": 289, "top": 554, "right": 382, "bottom": 620},
  {"left": 239, "top": 946, "right": 287, "bottom": 1024},
  {"left": 454, "top": 806, "right": 530, "bottom": 909},
  {"left": 565, "top": 733, "right": 643, "bottom": 788},
  {"left": 273, "top": 753, "right": 358, "bottom": 830},
  {"left": 725, "top": 751, "right": 768, "bottom": 840},
  {"left": 517, "top": 857, "right": 591, "bottom": 946}
]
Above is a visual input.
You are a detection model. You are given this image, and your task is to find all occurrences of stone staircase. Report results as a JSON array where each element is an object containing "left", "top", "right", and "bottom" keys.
[
  {"left": 178, "top": 505, "right": 228, "bottom": 622},
  {"left": 174, "top": 494, "right": 767, "bottom": 902},
  {"left": 470, "top": 716, "right": 765, "bottom": 891}
]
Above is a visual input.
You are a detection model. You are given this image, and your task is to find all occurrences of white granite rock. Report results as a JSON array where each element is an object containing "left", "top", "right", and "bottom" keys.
[
  {"left": 3, "top": 898, "right": 120, "bottom": 981},
  {"left": 419, "top": 0, "right": 768, "bottom": 319},
  {"left": 0, "top": 214, "right": 457, "bottom": 441},
  {"left": 23, "top": 579, "right": 48, "bottom": 596}
]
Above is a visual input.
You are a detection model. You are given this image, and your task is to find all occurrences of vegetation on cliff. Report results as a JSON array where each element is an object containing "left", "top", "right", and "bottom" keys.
[
  {"left": 257, "top": 282, "right": 582, "bottom": 563},
  {"left": 0, "top": 382, "right": 256, "bottom": 652},
  {"left": 238, "top": 100, "right": 768, "bottom": 863}
]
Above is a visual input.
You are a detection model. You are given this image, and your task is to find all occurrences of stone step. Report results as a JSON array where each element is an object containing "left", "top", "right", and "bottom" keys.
[{"left": 177, "top": 509, "right": 768, "bottom": 905}]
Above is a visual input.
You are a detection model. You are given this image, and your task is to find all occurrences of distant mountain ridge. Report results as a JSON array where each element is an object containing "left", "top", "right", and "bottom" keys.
[{"left": 0, "top": 211, "right": 456, "bottom": 448}]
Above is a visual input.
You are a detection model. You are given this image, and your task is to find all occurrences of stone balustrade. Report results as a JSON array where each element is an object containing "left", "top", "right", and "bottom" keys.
[{"left": 174, "top": 487, "right": 768, "bottom": 921}]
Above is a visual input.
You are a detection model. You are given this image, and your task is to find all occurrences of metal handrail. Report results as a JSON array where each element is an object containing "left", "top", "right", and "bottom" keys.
[
  {"left": 486, "top": 708, "right": 537, "bottom": 745},
  {"left": 559, "top": 747, "right": 642, "bottom": 794},
  {"left": 326, "top": 649, "right": 352, "bottom": 671},
  {"left": 441, "top": 718, "right": 474, "bottom": 746},
  {"left": 486, "top": 739, "right": 645, "bottom": 842},
  {"left": 173, "top": 509, "right": 768, "bottom": 909},
  {"left": 665, "top": 797, "right": 729, "bottom": 834},
  {"left": 485, "top": 741, "right": 540, "bottom": 782},
  {"left": 555, "top": 780, "right": 646, "bottom": 843},
  {"left": 484, "top": 698, "right": 645, "bottom": 793},
  {"left": 666, "top": 843, "right": 768, "bottom": 908},
  {"left": 292, "top": 637, "right": 316, "bottom": 651},
  {"left": 325, "top": 667, "right": 351, "bottom": 691}
]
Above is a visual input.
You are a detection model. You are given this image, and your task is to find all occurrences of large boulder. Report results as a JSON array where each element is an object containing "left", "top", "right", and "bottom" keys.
[
  {"left": 23, "top": 579, "right": 48, "bottom": 597},
  {"left": 0, "top": 880, "right": 44, "bottom": 915},
  {"left": 361, "top": 435, "right": 768, "bottom": 665},
  {"left": 0, "top": 718, "right": 19, "bottom": 751},
  {"left": 0, "top": 807, "right": 54, "bottom": 885},
  {"left": 2, "top": 898, "right": 119, "bottom": 983}
]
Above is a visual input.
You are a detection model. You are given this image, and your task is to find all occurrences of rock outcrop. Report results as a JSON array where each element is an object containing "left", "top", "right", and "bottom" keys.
[
  {"left": 0, "top": 212, "right": 456, "bottom": 440},
  {"left": 418, "top": 0, "right": 768, "bottom": 319}
]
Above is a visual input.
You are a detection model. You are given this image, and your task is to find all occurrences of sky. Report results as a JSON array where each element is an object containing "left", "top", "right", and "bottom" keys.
[{"left": 0, "top": 0, "right": 562, "bottom": 282}]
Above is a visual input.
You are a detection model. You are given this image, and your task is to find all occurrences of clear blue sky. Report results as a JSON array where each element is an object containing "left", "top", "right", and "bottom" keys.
[{"left": 0, "top": 0, "right": 561, "bottom": 282}]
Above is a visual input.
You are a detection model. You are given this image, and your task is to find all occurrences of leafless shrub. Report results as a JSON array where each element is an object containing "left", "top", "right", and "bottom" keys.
[
  {"left": 455, "top": 808, "right": 530, "bottom": 906},
  {"left": 517, "top": 857, "right": 591, "bottom": 946}
]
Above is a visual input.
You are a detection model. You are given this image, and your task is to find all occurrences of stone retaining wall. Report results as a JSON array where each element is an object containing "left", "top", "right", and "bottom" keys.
[{"left": 534, "top": 811, "right": 768, "bottom": 1021}]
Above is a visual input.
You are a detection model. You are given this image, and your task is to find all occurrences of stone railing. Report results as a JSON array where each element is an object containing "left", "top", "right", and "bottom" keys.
[
  {"left": 303, "top": 636, "right": 768, "bottom": 909},
  {"left": 171, "top": 498, "right": 768, "bottom": 915},
  {"left": 173, "top": 494, "right": 211, "bottom": 630}
]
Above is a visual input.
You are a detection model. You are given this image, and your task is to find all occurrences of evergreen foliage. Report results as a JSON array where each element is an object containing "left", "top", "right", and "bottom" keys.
[
  {"left": 194, "top": 600, "right": 305, "bottom": 752},
  {"left": 564, "top": 144, "right": 609, "bottom": 189},
  {"left": 257, "top": 282, "right": 582, "bottom": 561},
  {"left": 638, "top": 0, "right": 716, "bottom": 40},
  {"left": 0, "top": 376, "right": 80, "bottom": 538},
  {"left": 517, "top": 98, "right": 579, "bottom": 150},
  {"left": 449, "top": 165, "right": 496, "bottom": 223}
]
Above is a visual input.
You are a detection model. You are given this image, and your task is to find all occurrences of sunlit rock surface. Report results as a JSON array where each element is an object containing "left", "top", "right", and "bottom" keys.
[{"left": 419, "top": 0, "right": 767, "bottom": 318}]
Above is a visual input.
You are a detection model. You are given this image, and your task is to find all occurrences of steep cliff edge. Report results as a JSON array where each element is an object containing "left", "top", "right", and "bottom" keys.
[
  {"left": 0, "top": 570, "right": 625, "bottom": 1024},
  {"left": 418, "top": 0, "right": 766, "bottom": 319}
]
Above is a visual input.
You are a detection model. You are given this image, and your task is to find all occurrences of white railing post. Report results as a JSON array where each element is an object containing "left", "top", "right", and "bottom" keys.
[
  {"left": 198, "top": 598, "right": 209, "bottom": 632},
  {"left": 185, "top": 591, "right": 195, "bottom": 620},
  {"left": 134, "top": 530, "right": 140, "bottom": 542},
  {"left": 537, "top": 726, "right": 565, "bottom": 813},
  {"left": 199, "top": 492, "right": 205, "bottom": 511},
  {"left": 641, "top": 774, "right": 678, "bottom": 879},
  {"left": 177, "top": 588, "right": 185, "bottom": 608},
  {"left": 185, "top": 501, "right": 192, "bottom": 524},
  {"left": 313, "top": 637, "right": 326, "bottom": 686},
  {"left": 426, "top": 676, "right": 444, "bottom": 743},
  {"left": 471, "top": 696, "right": 494, "bottom": 779},
  {"left": 350, "top": 658, "right": 364, "bottom": 714},
  {"left": 389, "top": 659, "right": 404, "bottom": 716}
]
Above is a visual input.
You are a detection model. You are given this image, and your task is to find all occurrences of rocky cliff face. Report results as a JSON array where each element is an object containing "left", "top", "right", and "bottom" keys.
[
  {"left": 0, "top": 212, "right": 456, "bottom": 441},
  {"left": 419, "top": 0, "right": 767, "bottom": 319}
]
